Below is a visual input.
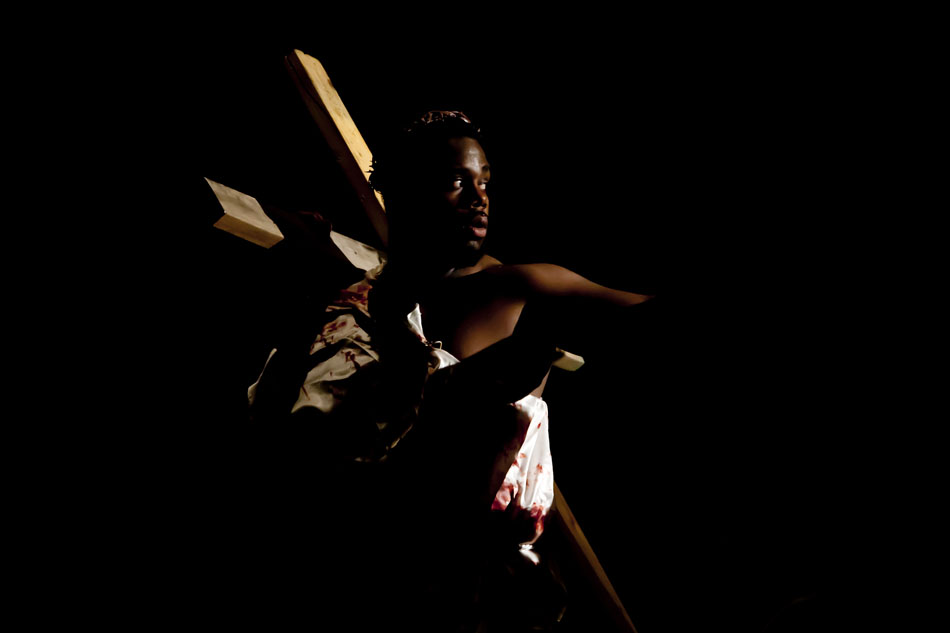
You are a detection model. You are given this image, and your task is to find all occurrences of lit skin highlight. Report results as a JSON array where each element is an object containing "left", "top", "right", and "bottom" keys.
[{"left": 392, "top": 136, "right": 652, "bottom": 397}]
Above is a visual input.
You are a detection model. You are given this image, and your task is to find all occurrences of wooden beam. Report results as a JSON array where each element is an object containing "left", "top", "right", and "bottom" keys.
[
  {"left": 284, "top": 49, "right": 389, "bottom": 249},
  {"left": 553, "top": 348, "right": 585, "bottom": 371},
  {"left": 552, "top": 482, "right": 638, "bottom": 632},
  {"left": 278, "top": 51, "right": 633, "bottom": 629},
  {"left": 206, "top": 177, "right": 284, "bottom": 248}
]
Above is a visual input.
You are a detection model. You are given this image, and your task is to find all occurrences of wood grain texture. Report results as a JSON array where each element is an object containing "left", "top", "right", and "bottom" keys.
[
  {"left": 284, "top": 50, "right": 389, "bottom": 249},
  {"left": 552, "top": 482, "right": 638, "bottom": 632},
  {"left": 206, "top": 177, "right": 284, "bottom": 248}
]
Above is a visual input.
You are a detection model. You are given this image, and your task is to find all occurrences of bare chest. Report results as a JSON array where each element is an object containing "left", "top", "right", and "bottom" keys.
[
  {"left": 416, "top": 270, "right": 551, "bottom": 398},
  {"left": 419, "top": 282, "right": 526, "bottom": 361}
]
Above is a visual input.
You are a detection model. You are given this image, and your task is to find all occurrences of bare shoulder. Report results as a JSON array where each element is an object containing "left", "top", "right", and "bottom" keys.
[
  {"left": 447, "top": 258, "right": 564, "bottom": 297},
  {"left": 479, "top": 262, "right": 584, "bottom": 288},
  {"left": 477, "top": 254, "right": 504, "bottom": 270},
  {"left": 481, "top": 262, "right": 653, "bottom": 306},
  {"left": 449, "top": 253, "right": 505, "bottom": 278}
]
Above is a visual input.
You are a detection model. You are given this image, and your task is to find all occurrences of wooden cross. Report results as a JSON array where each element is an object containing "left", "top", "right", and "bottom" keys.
[{"left": 207, "top": 48, "right": 637, "bottom": 632}]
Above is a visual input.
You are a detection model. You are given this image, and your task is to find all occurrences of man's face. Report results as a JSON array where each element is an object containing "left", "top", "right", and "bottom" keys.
[{"left": 413, "top": 136, "right": 491, "bottom": 264}]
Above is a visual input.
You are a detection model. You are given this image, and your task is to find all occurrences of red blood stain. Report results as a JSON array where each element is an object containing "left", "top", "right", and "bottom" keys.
[
  {"left": 337, "top": 284, "right": 371, "bottom": 308},
  {"left": 530, "top": 503, "right": 547, "bottom": 536},
  {"left": 536, "top": 464, "right": 543, "bottom": 473},
  {"left": 310, "top": 331, "right": 329, "bottom": 353},
  {"left": 491, "top": 481, "right": 515, "bottom": 511},
  {"left": 339, "top": 290, "right": 366, "bottom": 305},
  {"left": 342, "top": 349, "right": 361, "bottom": 370},
  {"left": 319, "top": 320, "right": 345, "bottom": 343}
]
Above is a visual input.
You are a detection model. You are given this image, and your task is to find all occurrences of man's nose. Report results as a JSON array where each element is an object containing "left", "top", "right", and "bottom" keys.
[{"left": 468, "top": 184, "right": 488, "bottom": 211}]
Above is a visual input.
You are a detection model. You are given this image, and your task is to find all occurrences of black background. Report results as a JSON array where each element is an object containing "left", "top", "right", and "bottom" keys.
[{"left": 101, "top": 9, "right": 899, "bottom": 631}]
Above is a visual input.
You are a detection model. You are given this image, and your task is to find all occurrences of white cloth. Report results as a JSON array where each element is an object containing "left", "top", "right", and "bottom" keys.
[
  {"left": 249, "top": 264, "right": 555, "bottom": 542},
  {"left": 405, "top": 305, "right": 555, "bottom": 544}
]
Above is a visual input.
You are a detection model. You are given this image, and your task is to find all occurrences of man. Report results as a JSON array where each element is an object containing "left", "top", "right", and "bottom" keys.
[
  {"left": 368, "top": 109, "right": 652, "bottom": 366},
  {"left": 247, "top": 110, "right": 654, "bottom": 631},
  {"left": 366, "top": 110, "right": 653, "bottom": 517}
]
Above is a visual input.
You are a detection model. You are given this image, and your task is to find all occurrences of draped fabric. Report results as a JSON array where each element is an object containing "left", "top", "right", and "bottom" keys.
[{"left": 248, "top": 263, "right": 555, "bottom": 543}]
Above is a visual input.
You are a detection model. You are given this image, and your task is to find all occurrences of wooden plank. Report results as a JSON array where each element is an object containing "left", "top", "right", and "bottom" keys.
[
  {"left": 329, "top": 230, "right": 385, "bottom": 271},
  {"left": 284, "top": 49, "right": 389, "bottom": 249},
  {"left": 552, "top": 482, "right": 638, "bottom": 632},
  {"left": 279, "top": 52, "right": 636, "bottom": 629},
  {"left": 204, "top": 177, "right": 577, "bottom": 365},
  {"left": 206, "top": 177, "right": 284, "bottom": 248},
  {"left": 553, "top": 348, "right": 585, "bottom": 371}
]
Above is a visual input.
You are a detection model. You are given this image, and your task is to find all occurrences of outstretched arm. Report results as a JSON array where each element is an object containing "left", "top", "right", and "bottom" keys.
[
  {"left": 483, "top": 263, "right": 654, "bottom": 307},
  {"left": 467, "top": 263, "right": 655, "bottom": 353}
]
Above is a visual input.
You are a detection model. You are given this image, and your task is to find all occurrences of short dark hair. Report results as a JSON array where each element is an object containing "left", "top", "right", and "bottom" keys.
[{"left": 368, "top": 110, "right": 483, "bottom": 200}]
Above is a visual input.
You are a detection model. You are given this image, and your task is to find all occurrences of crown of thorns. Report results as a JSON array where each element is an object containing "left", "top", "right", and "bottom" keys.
[
  {"left": 404, "top": 110, "right": 480, "bottom": 135},
  {"left": 369, "top": 110, "right": 482, "bottom": 194}
]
